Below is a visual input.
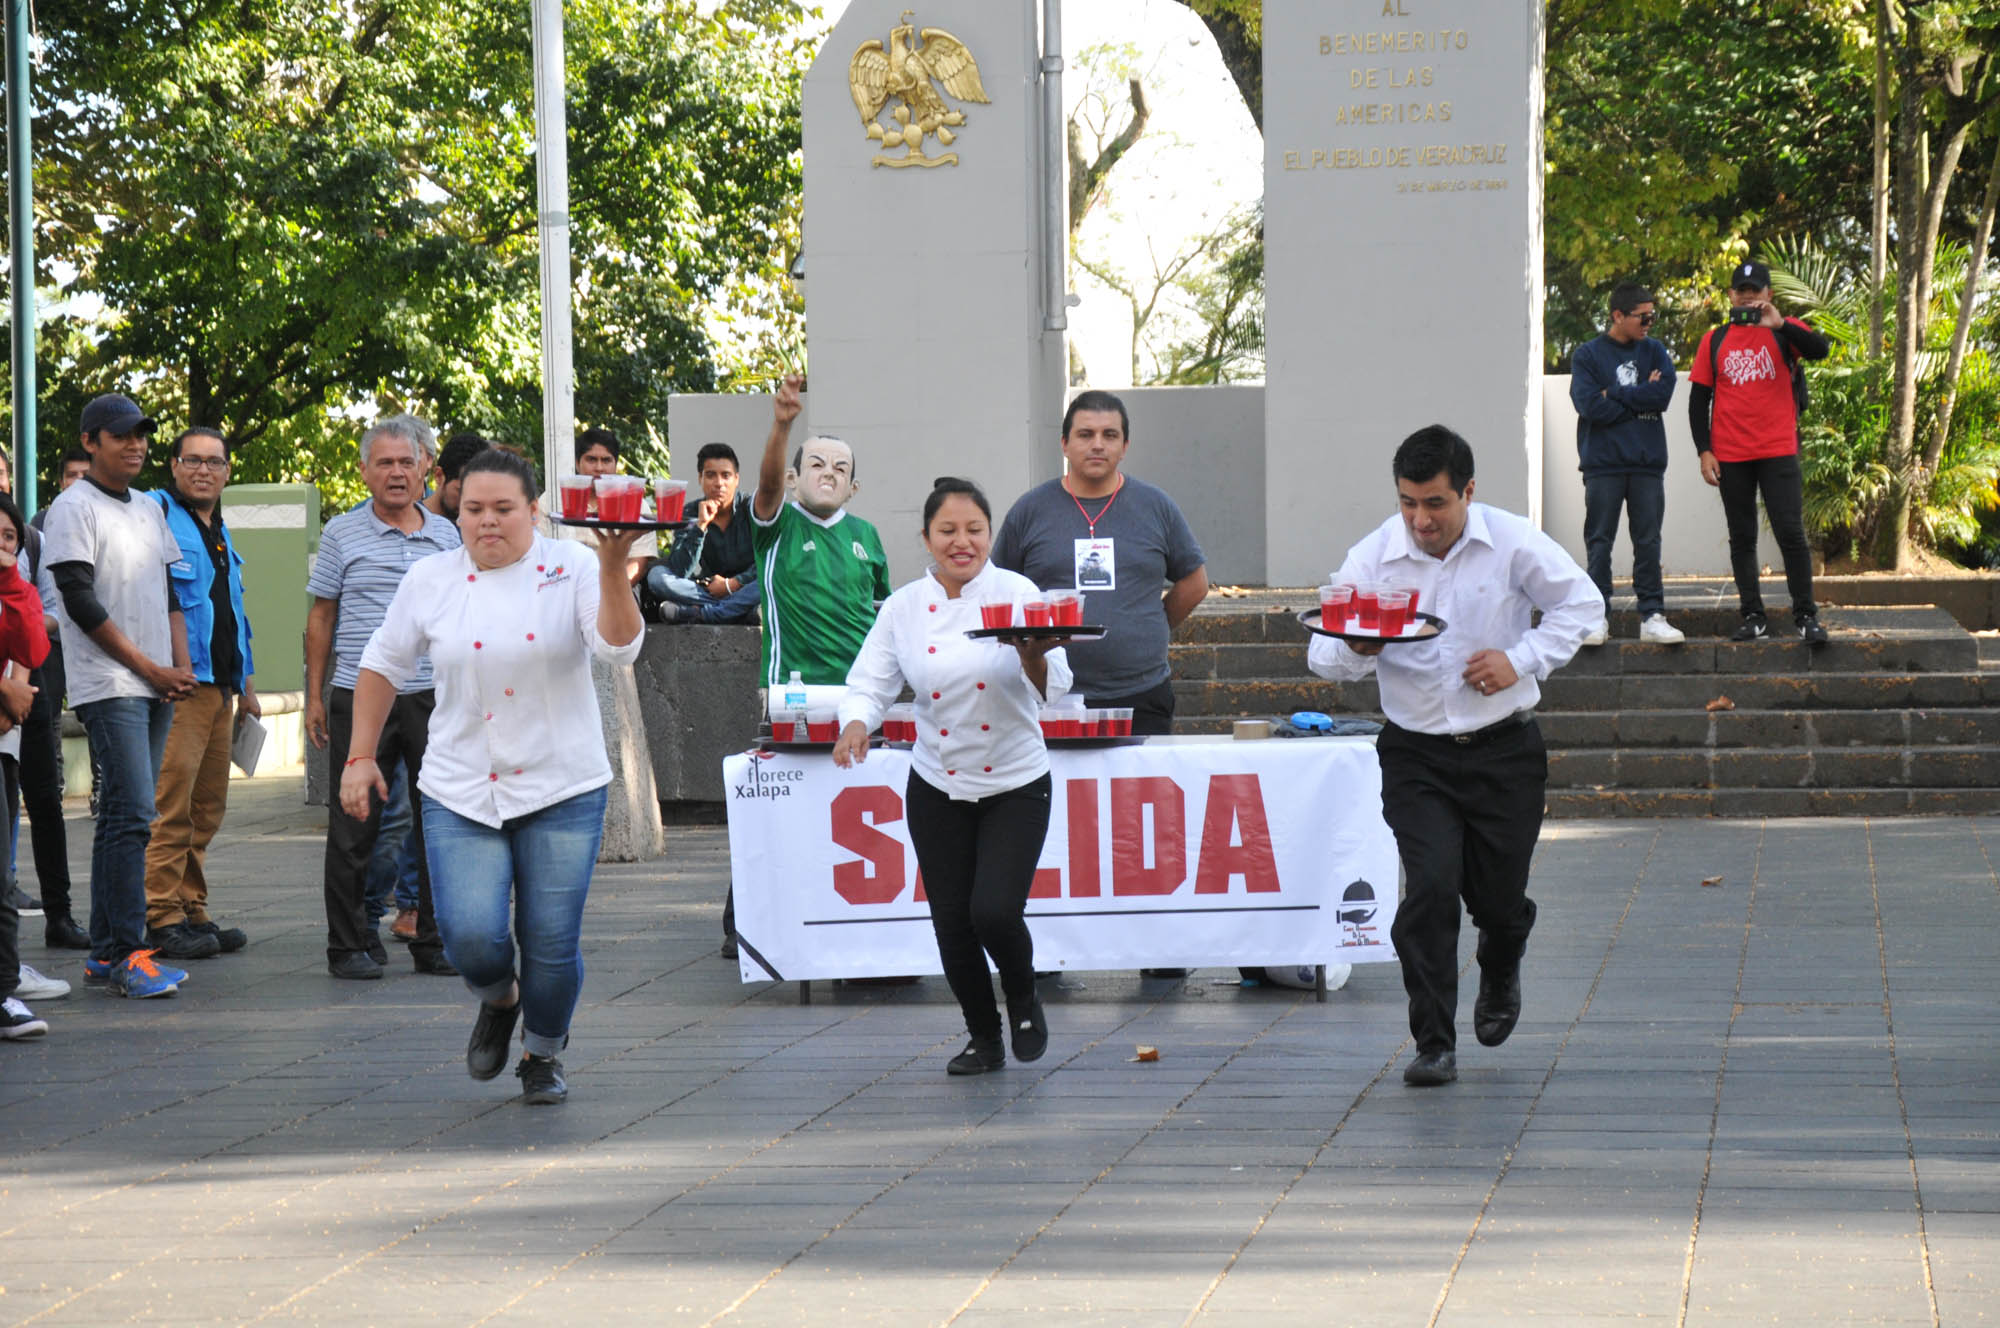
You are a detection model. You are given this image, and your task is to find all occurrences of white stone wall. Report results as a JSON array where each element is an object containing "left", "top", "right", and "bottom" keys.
[
  {"left": 802, "top": 0, "right": 1066, "bottom": 584},
  {"left": 1262, "top": 0, "right": 1545, "bottom": 585}
]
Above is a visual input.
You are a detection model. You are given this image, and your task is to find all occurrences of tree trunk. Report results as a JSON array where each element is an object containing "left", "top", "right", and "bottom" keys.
[
  {"left": 1869, "top": 0, "right": 1891, "bottom": 358},
  {"left": 1191, "top": 10, "right": 1261, "bottom": 132},
  {"left": 1928, "top": 131, "right": 2000, "bottom": 470},
  {"left": 1883, "top": 9, "right": 1926, "bottom": 569},
  {"left": 1067, "top": 78, "right": 1150, "bottom": 235}
]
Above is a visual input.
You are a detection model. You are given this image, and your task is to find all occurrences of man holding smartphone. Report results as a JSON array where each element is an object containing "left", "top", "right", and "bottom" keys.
[{"left": 1688, "top": 260, "right": 1830, "bottom": 643}]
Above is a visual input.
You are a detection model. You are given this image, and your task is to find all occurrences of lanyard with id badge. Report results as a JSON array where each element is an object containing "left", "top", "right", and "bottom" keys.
[{"left": 1069, "top": 479, "right": 1121, "bottom": 589}]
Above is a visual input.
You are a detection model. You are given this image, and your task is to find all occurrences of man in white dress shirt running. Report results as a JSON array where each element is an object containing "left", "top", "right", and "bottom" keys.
[{"left": 1308, "top": 425, "right": 1601, "bottom": 1087}]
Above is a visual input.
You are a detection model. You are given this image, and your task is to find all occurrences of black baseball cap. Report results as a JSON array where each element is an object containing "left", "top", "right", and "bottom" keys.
[
  {"left": 78, "top": 393, "right": 157, "bottom": 438},
  {"left": 1730, "top": 261, "right": 1771, "bottom": 291}
]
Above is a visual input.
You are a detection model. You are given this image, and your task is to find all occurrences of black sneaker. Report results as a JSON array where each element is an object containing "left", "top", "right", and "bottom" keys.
[
  {"left": 1008, "top": 998, "right": 1049, "bottom": 1063},
  {"left": 946, "top": 1035, "right": 1006, "bottom": 1076},
  {"left": 719, "top": 933, "right": 739, "bottom": 960},
  {"left": 516, "top": 1054, "right": 568, "bottom": 1105},
  {"left": 1729, "top": 612, "right": 1770, "bottom": 642},
  {"left": 1796, "top": 613, "right": 1828, "bottom": 645},
  {"left": 5, "top": 883, "right": 43, "bottom": 916},
  {"left": 44, "top": 915, "right": 91, "bottom": 950},
  {"left": 467, "top": 1000, "right": 522, "bottom": 1080},
  {"left": 146, "top": 922, "right": 223, "bottom": 961},
  {"left": 189, "top": 919, "right": 248, "bottom": 953}
]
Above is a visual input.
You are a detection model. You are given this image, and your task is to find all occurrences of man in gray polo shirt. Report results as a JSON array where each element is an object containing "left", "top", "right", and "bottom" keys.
[
  {"left": 993, "top": 390, "right": 1209, "bottom": 732},
  {"left": 306, "top": 415, "right": 460, "bottom": 981}
]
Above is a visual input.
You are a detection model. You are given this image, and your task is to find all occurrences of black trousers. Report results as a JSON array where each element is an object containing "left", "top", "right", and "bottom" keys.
[
  {"left": 1086, "top": 677, "right": 1176, "bottom": 736},
  {"left": 905, "top": 770, "right": 1052, "bottom": 1040},
  {"left": 1379, "top": 718, "right": 1546, "bottom": 1055},
  {"left": 322, "top": 687, "right": 443, "bottom": 963},
  {"left": 18, "top": 644, "right": 73, "bottom": 921},
  {"left": 1719, "top": 453, "right": 1816, "bottom": 619}
]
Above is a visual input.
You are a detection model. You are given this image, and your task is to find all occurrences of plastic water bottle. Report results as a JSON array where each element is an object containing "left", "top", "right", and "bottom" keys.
[{"left": 784, "top": 670, "right": 809, "bottom": 734}]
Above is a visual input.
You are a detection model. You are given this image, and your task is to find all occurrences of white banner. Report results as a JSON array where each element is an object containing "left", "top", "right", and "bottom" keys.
[{"left": 724, "top": 738, "right": 1399, "bottom": 982}]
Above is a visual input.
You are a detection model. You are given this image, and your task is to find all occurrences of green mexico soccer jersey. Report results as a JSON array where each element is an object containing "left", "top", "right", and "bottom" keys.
[{"left": 752, "top": 501, "right": 892, "bottom": 686}]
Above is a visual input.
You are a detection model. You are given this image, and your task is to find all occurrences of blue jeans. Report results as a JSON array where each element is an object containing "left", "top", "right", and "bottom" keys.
[
  {"left": 1581, "top": 471, "right": 1666, "bottom": 617},
  {"left": 76, "top": 696, "right": 174, "bottom": 963},
  {"left": 422, "top": 785, "right": 607, "bottom": 1058},
  {"left": 644, "top": 567, "right": 761, "bottom": 624},
  {"left": 362, "top": 765, "right": 423, "bottom": 922}
]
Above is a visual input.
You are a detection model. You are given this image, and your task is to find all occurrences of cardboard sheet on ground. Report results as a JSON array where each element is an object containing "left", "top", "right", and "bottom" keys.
[{"left": 724, "top": 738, "right": 1398, "bottom": 982}]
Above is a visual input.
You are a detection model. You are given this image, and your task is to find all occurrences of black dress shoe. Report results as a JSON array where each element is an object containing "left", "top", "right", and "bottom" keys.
[
  {"left": 719, "top": 933, "right": 739, "bottom": 960},
  {"left": 1474, "top": 966, "right": 1522, "bottom": 1047},
  {"left": 946, "top": 1035, "right": 1006, "bottom": 1075},
  {"left": 412, "top": 949, "right": 459, "bottom": 976},
  {"left": 44, "top": 915, "right": 91, "bottom": 950},
  {"left": 1403, "top": 1049, "right": 1458, "bottom": 1086},
  {"left": 366, "top": 934, "right": 389, "bottom": 966},
  {"left": 328, "top": 951, "right": 384, "bottom": 980},
  {"left": 467, "top": 1000, "right": 522, "bottom": 1080},
  {"left": 1008, "top": 997, "right": 1049, "bottom": 1063}
]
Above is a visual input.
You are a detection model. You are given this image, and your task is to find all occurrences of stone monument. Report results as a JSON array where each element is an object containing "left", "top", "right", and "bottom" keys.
[
  {"left": 1263, "top": 0, "right": 1545, "bottom": 584},
  {"left": 803, "top": 0, "right": 1066, "bottom": 580}
]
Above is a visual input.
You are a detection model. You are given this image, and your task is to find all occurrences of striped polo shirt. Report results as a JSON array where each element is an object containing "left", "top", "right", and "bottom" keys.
[{"left": 307, "top": 502, "right": 461, "bottom": 691}]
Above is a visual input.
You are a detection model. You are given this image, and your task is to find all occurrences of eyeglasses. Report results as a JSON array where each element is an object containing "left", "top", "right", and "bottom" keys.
[
  {"left": 1634, "top": 312, "right": 1657, "bottom": 325},
  {"left": 176, "top": 456, "right": 230, "bottom": 472}
]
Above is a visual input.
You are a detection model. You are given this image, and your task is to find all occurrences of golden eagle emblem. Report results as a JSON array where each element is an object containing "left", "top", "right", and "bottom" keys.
[{"left": 849, "top": 10, "right": 990, "bottom": 169}]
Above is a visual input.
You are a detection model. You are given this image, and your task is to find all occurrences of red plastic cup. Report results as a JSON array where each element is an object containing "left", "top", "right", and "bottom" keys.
[
  {"left": 1319, "top": 583, "right": 1353, "bottom": 631},
  {"left": 1022, "top": 601, "right": 1052, "bottom": 627},
  {"left": 1058, "top": 714, "right": 1083, "bottom": 739},
  {"left": 1040, "top": 716, "right": 1060, "bottom": 739},
  {"left": 981, "top": 600, "right": 1015, "bottom": 630},
  {"left": 1398, "top": 586, "right": 1421, "bottom": 617},
  {"left": 595, "top": 477, "right": 638, "bottom": 523},
  {"left": 1108, "top": 707, "right": 1134, "bottom": 737},
  {"left": 1354, "top": 586, "right": 1381, "bottom": 632},
  {"left": 1377, "top": 590, "right": 1412, "bottom": 637},
  {"left": 653, "top": 478, "right": 688, "bottom": 523},
  {"left": 1050, "top": 591, "right": 1084, "bottom": 627},
  {"left": 1082, "top": 711, "right": 1103, "bottom": 738},
  {"left": 770, "top": 720, "right": 796, "bottom": 743},
  {"left": 806, "top": 720, "right": 837, "bottom": 743},
  {"left": 559, "top": 476, "right": 593, "bottom": 519}
]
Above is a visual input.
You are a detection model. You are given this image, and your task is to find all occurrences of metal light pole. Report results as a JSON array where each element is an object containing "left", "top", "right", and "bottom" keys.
[
  {"left": 5, "top": 0, "right": 34, "bottom": 516},
  {"left": 530, "top": 0, "right": 573, "bottom": 491}
]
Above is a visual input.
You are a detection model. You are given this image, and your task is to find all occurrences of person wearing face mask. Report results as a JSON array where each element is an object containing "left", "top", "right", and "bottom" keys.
[
  {"left": 750, "top": 375, "right": 891, "bottom": 688},
  {"left": 341, "top": 448, "right": 645, "bottom": 1106},
  {"left": 714, "top": 377, "right": 893, "bottom": 962},
  {"left": 832, "top": 477, "right": 1069, "bottom": 1076}
]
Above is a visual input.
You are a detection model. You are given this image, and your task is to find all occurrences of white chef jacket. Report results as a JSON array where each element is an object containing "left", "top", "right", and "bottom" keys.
[
  {"left": 839, "top": 563, "right": 1071, "bottom": 801},
  {"left": 360, "top": 536, "right": 645, "bottom": 827},
  {"left": 1306, "top": 503, "right": 1601, "bottom": 736}
]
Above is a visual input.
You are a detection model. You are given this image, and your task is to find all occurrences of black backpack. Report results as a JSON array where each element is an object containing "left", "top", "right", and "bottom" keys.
[{"left": 1707, "top": 321, "right": 1809, "bottom": 418}]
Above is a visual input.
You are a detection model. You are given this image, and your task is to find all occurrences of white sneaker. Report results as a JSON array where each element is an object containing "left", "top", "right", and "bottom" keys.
[
  {"left": 14, "top": 964, "right": 71, "bottom": 1001},
  {"left": 1581, "top": 622, "right": 1610, "bottom": 647},
  {"left": 1639, "top": 613, "right": 1686, "bottom": 645},
  {"left": 1, "top": 996, "right": 49, "bottom": 1039}
]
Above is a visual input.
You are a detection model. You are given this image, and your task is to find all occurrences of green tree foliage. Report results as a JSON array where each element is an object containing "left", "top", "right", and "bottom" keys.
[
  {"left": 1773, "top": 237, "right": 2000, "bottom": 563},
  {"left": 5, "top": 0, "right": 807, "bottom": 503}
]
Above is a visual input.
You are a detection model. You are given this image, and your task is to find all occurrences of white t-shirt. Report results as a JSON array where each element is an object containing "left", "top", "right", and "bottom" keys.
[{"left": 39, "top": 479, "right": 179, "bottom": 707}]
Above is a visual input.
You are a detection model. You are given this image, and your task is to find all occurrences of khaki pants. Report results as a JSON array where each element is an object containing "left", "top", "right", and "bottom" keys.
[{"left": 145, "top": 684, "right": 235, "bottom": 928}]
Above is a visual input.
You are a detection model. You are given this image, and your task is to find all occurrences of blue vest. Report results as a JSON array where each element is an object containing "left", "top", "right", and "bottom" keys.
[{"left": 151, "top": 489, "right": 254, "bottom": 689}]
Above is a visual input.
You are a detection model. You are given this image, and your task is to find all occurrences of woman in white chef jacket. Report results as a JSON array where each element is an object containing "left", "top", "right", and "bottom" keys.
[
  {"left": 832, "top": 477, "right": 1070, "bottom": 1076},
  {"left": 340, "top": 449, "right": 644, "bottom": 1106}
]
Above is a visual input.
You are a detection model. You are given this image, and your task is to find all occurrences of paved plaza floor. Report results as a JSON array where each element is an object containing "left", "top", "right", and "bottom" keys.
[{"left": 4, "top": 779, "right": 1997, "bottom": 1325}]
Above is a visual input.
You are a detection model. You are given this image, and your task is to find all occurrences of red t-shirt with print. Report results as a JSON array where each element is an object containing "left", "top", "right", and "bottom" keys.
[{"left": 1689, "top": 318, "right": 1809, "bottom": 462}]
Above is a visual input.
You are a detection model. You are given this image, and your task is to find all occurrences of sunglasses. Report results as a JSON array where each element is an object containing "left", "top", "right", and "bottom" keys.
[{"left": 1634, "top": 312, "right": 1657, "bottom": 325}]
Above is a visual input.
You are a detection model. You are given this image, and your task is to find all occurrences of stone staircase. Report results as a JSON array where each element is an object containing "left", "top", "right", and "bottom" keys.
[{"left": 1171, "top": 593, "right": 2000, "bottom": 817}]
